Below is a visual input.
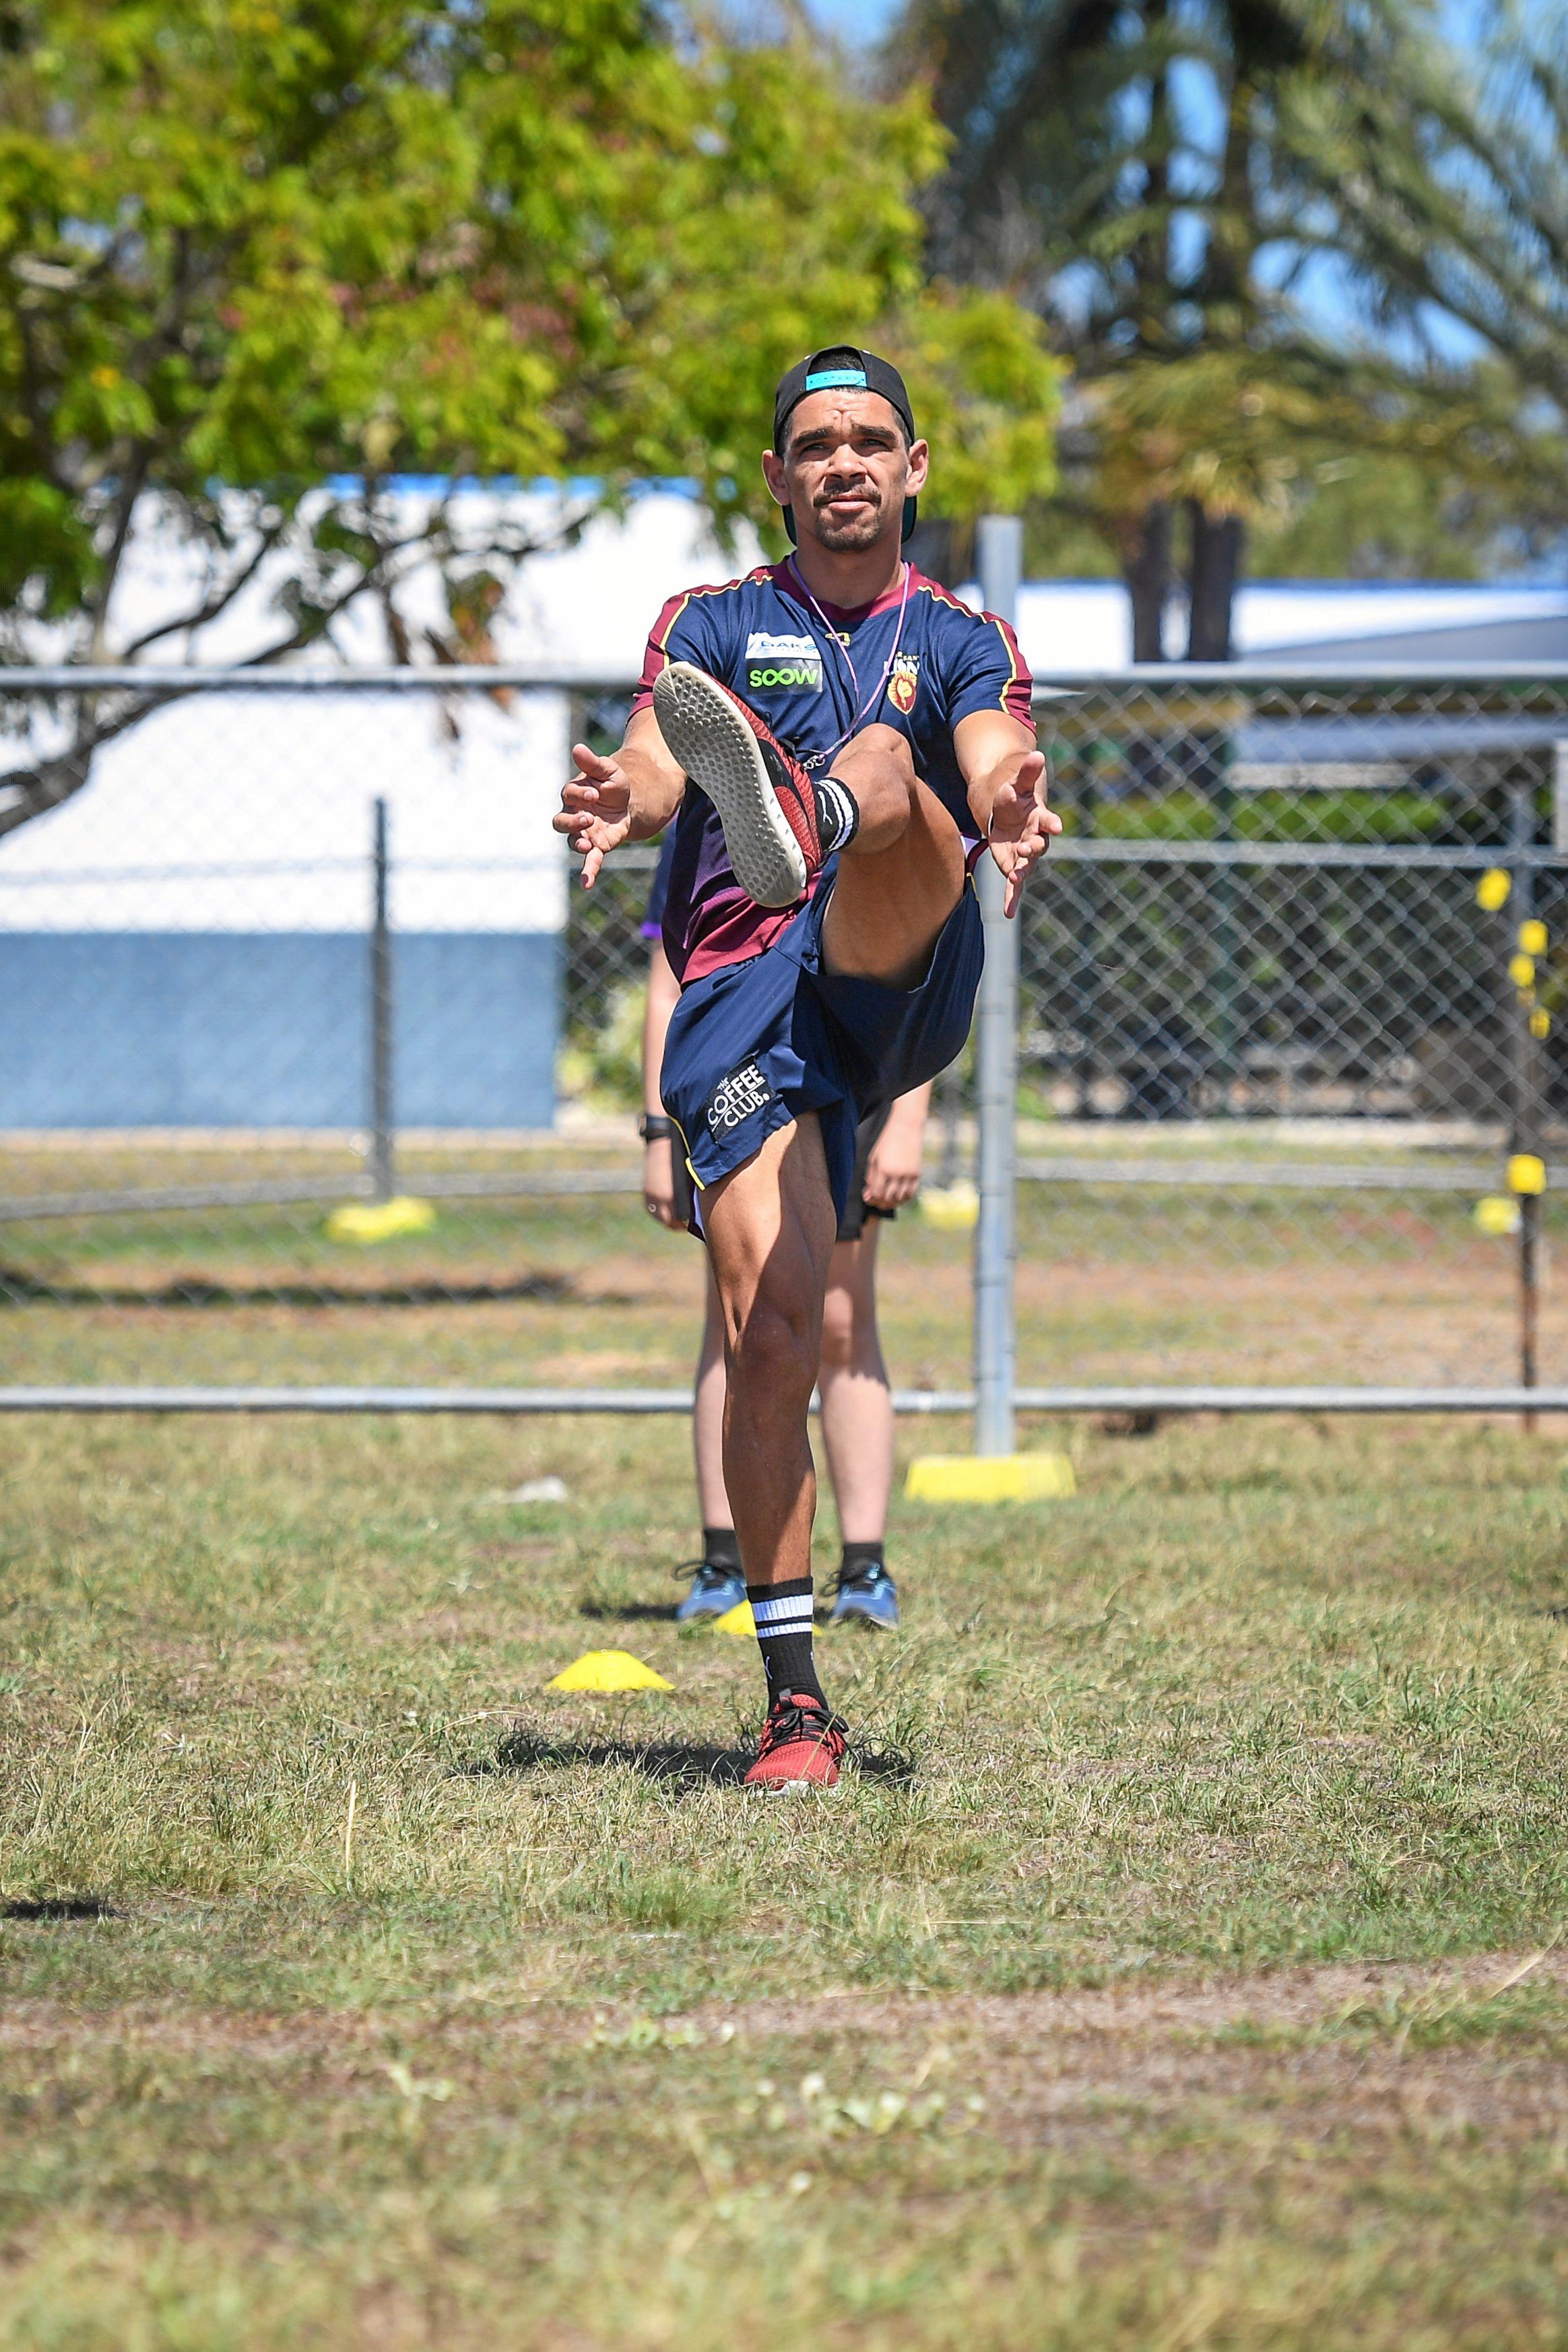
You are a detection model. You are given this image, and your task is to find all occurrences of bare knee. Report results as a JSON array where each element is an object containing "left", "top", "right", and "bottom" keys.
[
  {"left": 836, "top": 722, "right": 916, "bottom": 802},
  {"left": 727, "top": 1288, "right": 818, "bottom": 1413},
  {"left": 848, "top": 721, "right": 915, "bottom": 773}
]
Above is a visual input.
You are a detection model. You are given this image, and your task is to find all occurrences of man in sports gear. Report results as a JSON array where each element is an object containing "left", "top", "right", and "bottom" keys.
[
  {"left": 641, "top": 839, "right": 929, "bottom": 1630},
  {"left": 557, "top": 344, "right": 1056, "bottom": 1788}
]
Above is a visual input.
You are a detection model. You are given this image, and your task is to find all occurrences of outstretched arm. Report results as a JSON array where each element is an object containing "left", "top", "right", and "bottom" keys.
[
  {"left": 954, "top": 709, "right": 1061, "bottom": 918},
  {"left": 554, "top": 705, "right": 686, "bottom": 889}
]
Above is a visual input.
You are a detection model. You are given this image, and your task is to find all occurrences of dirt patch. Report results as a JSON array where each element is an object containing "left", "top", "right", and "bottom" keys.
[
  {"left": 3, "top": 1950, "right": 1561, "bottom": 2064},
  {"left": 674, "top": 1950, "right": 1568, "bottom": 2047}
]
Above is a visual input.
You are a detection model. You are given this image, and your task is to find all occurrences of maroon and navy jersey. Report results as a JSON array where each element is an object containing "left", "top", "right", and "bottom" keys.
[{"left": 630, "top": 558, "right": 1034, "bottom": 983}]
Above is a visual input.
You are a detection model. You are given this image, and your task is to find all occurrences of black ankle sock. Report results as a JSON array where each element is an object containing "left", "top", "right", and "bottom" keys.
[
  {"left": 839, "top": 1540, "right": 886, "bottom": 1580},
  {"left": 812, "top": 775, "right": 860, "bottom": 855},
  {"left": 703, "top": 1526, "right": 740, "bottom": 1573},
  {"left": 747, "top": 1576, "right": 824, "bottom": 1706}
]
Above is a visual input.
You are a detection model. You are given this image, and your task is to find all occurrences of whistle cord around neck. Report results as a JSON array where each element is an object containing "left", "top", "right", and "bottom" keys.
[{"left": 785, "top": 557, "right": 912, "bottom": 771}]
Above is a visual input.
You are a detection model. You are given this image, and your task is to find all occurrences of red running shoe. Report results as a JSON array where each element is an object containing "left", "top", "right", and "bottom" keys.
[
  {"left": 743, "top": 1691, "right": 849, "bottom": 1792},
  {"left": 653, "top": 661, "right": 824, "bottom": 907}
]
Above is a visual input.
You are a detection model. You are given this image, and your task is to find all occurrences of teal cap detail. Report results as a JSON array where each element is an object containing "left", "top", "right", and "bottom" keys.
[{"left": 804, "top": 366, "right": 868, "bottom": 391}]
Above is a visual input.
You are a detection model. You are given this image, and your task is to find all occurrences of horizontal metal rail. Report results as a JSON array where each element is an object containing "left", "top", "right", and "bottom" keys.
[
  {"left": 3, "top": 841, "right": 1561, "bottom": 884},
  {"left": 0, "top": 1385, "right": 1561, "bottom": 1415},
  {"left": 0, "top": 1168, "right": 640, "bottom": 1224},
  {"left": 1013, "top": 1157, "right": 1507, "bottom": 1193},
  {"left": 0, "top": 1384, "right": 953, "bottom": 1414},
  {"left": 0, "top": 1155, "right": 1528, "bottom": 1227},
  {"left": 1043, "top": 841, "right": 1568, "bottom": 868},
  {"left": 3, "top": 663, "right": 1568, "bottom": 691}
]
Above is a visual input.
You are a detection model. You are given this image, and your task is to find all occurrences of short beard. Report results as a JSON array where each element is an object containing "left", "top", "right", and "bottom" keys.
[{"left": 810, "top": 502, "right": 892, "bottom": 552}]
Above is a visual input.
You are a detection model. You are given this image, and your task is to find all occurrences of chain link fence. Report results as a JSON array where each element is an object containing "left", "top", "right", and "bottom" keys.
[{"left": 1, "top": 666, "right": 1564, "bottom": 1404}]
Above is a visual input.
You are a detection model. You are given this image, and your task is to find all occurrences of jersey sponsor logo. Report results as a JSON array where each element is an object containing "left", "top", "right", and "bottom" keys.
[
  {"left": 746, "top": 629, "right": 822, "bottom": 694},
  {"left": 888, "top": 650, "right": 920, "bottom": 715},
  {"left": 707, "top": 1057, "right": 777, "bottom": 1137}
]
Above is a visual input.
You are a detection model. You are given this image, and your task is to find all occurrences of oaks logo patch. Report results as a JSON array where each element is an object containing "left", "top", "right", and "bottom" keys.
[
  {"left": 888, "top": 651, "right": 919, "bottom": 715},
  {"left": 706, "top": 1058, "right": 776, "bottom": 1138},
  {"left": 746, "top": 630, "right": 822, "bottom": 694}
]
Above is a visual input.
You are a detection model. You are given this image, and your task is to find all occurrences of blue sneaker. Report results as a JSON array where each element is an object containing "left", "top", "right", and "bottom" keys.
[
  {"left": 828, "top": 1561, "right": 900, "bottom": 1629},
  {"left": 675, "top": 1559, "right": 746, "bottom": 1624}
]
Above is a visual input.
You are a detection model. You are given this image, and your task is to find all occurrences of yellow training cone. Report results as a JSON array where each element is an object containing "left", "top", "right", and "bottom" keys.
[
  {"left": 546, "top": 1649, "right": 673, "bottom": 1693},
  {"left": 907, "top": 1453, "right": 1076, "bottom": 1503},
  {"left": 919, "top": 1182, "right": 979, "bottom": 1231},
  {"left": 325, "top": 1196, "right": 436, "bottom": 1244},
  {"left": 711, "top": 1599, "right": 757, "bottom": 1637}
]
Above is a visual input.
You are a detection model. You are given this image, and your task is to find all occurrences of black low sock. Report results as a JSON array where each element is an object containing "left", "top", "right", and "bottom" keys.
[
  {"left": 703, "top": 1526, "right": 741, "bottom": 1573},
  {"left": 747, "top": 1576, "right": 825, "bottom": 1707},
  {"left": 812, "top": 774, "right": 860, "bottom": 855},
  {"left": 839, "top": 1540, "right": 886, "bottom": 1581}
]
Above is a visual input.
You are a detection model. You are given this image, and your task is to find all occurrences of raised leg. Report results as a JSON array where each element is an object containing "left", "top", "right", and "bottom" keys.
[{"left": 821, "top": 723, "right": 967, "bottom": 991}]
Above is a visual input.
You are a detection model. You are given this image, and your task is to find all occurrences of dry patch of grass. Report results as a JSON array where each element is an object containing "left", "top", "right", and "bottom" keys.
[{"left": 3, "top": 1959, "right": 1567, "bottom": 2350}]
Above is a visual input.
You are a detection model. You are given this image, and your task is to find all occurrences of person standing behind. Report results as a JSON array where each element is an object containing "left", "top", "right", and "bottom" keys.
[{"left": 639, "top": 835, "right": 928, "bottom": 1627}]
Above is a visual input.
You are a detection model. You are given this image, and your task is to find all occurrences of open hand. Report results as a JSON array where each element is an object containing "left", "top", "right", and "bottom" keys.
[
  {"left": 986, "top": 749, "right": 1060, "bottom": 917},
  {"left": 554, "top": 742, "right": 634, "bottom": 888}
]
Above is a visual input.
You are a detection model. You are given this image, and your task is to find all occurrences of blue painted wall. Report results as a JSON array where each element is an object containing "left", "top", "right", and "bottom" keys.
[{"left": 0, "top": 933, "right": 560, "bottom": 1128}]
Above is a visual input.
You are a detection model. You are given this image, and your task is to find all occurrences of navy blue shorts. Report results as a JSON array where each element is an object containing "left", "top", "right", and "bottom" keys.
[{"left": 659, "top": 863, "right": 983, "bottom": 1227}]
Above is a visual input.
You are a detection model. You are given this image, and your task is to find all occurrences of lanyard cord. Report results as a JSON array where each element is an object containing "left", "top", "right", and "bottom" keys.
[{"left": 785, "top": 557, "right": 912, "bottom": 771}]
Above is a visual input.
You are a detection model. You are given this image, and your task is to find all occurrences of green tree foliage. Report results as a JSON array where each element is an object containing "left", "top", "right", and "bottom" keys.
[
  {"left": 1318, "top": 5, "right": 1568, "bottom": 419},
  {"left": 0, "top": 0, "right": 1059, "bottom": 835},
  {"left": 894, "top": 0, "right": 1545, "bottom": 657}
]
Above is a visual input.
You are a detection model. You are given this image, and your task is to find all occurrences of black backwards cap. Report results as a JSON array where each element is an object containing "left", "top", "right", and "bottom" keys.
[
  {"left": 772, "top": 346, "right": 917, "bottom": 452},
  {"left": 771, "top": 346, "right": 920, "bottom": 546}
]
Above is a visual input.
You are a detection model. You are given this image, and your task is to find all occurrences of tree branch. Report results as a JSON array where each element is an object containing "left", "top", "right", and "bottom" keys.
[{"left": 118, "top": 513, "right": 290, "bottom": 660}]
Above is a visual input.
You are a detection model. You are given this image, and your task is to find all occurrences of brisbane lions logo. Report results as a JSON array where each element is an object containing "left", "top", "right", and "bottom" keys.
[{"left": 888, "top": 651, "right": 919, "bottom": 715}]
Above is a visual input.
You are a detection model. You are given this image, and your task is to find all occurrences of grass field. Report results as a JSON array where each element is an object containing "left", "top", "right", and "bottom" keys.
[
  {"left": 5, "top": 1399, "right": 1568, "bottom": 2348},
  {"left": 5, "top": 1136, "right": 1562, "bottom": 1388}
]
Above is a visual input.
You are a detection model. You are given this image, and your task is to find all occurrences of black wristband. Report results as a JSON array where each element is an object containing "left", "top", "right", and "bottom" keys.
[{"left": 639, "top": 1113, "right": 674, "bottom": 1142}]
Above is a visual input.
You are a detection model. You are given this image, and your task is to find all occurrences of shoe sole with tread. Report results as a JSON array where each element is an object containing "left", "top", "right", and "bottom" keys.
[{"left": 652, "top": 663, "right": 810, "bottom": 909}]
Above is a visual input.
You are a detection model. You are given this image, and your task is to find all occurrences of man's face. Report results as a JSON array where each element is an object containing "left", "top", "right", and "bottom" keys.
[{"left": 762, "top": 391, "right": 929, "bottom": 554}]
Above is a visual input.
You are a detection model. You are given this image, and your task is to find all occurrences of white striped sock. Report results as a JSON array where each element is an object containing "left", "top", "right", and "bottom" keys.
[
  {"left": 753, "top": 1596, "right": 814, "bottom": 1633},
  {"left": 813, "top": 775, "right": 860, "bottom": 854}
]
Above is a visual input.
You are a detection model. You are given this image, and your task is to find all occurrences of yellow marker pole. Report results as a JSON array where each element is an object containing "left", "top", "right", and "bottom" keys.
[
  {"left": 1503, "top": 779, "right": 1543, "bottom": 1433},
  {"left": 1510, "top": 1154, "right": 1546, "bottom": 1433},
  {"left": 369, "top": 797, "right": 395, "bottom": 1204}
]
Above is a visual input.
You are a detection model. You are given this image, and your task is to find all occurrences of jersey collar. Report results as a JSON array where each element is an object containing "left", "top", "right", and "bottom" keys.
[{"left": 771, "top": 557, "right": 913, "bottom": 628}]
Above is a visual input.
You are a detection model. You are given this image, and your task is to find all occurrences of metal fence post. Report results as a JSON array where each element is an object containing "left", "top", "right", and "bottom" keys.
[
  {"left": 1506, "top": 778, "right": 1544, "bottom": 1428},
  {"left": 973, "top": 517, "right": 1024, "bottom": 1457},
  {"left": 369, "top": 796, "right": 395, "bottom": 1204}
]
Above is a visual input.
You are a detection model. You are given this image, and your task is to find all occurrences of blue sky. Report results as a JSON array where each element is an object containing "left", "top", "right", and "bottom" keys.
[
  {"left": 806, "top": 0, "right": 902, "bottom": 31},
  {"left": 806, "top": 1, "right": 1492, "bottom": 47}
]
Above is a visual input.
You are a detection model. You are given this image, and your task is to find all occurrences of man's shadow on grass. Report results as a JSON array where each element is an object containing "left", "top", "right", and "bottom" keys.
[{"left": 469, "top": 1724, "right": 915, "bottom": 1790}]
